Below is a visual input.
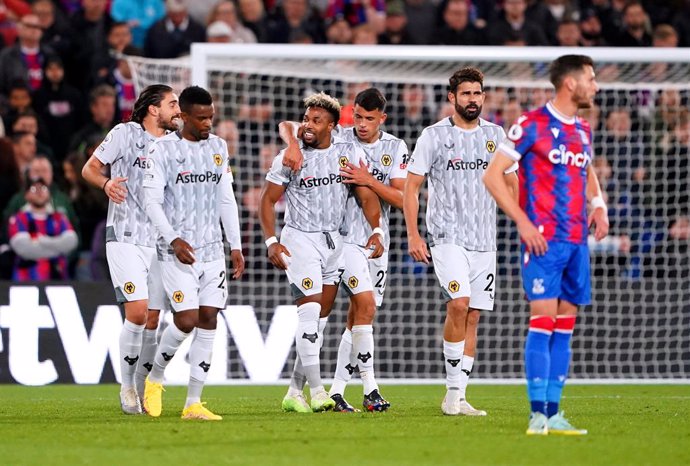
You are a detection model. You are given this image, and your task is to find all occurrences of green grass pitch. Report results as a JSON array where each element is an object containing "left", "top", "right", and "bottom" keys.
[{"left": 0, "top": 384, "right": 687, "bottom": 466}]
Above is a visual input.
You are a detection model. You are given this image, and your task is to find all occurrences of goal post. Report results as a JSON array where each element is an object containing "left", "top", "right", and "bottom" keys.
[{"left": 128, "top": 45, "right": 690, "bottom": 383}]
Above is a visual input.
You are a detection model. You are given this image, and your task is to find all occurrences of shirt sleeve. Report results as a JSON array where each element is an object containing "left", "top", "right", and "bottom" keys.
[
  {"left": 407, "top": 128, "right": 433, "bottom": 176},
  {"left": 498, "top": 114, "right": 535, "bottom": 162},
  {"left": 389, "top": 139, "right": 409, "bottom": 180},
  {"left": 265, "top": 151, "right": 291, "bottom": 185},
  {"left": 94, "top": 123, "right": 126, "bottom": 165}
]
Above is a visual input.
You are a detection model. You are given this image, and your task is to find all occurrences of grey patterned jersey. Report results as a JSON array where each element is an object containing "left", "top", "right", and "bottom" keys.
[
  {"left": 266, "top": 138, "right": 365, "bottom": 232},
  {"left": 143, "top": 132, "right": 232, "bottom": 262},
  {"left": 337, "top": 127, "right": 408, "bottom": 249},
  {"left": 408, "top": 117, "right": 515, "bottom": 251},
  {"left": 95, "top": 122, "right": 158, "bottom": 247}
]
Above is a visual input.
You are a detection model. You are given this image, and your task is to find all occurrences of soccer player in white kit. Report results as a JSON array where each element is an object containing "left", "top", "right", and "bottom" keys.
[
  {"left": 280, "top": 88, "right": 407, "bottom": 412},
  {"left": 81, "top": 84, "right": 180, "bottom": 415},
  {"left": 259, "top": 92, "right": 384, "bottom": 413},
  {"left": 403, "top": 68, "right": 519, "bottom": 416},
  {"left": 142, "top": 86, "right": 245, "bottom": 420}
]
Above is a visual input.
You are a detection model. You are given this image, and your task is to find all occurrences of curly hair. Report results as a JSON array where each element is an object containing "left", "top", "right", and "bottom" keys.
[{"left": 303, "top": 92, "right": 341, "bottom": 123}]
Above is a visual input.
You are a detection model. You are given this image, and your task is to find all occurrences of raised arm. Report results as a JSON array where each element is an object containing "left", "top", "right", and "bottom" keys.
[{"left": 278, "top": 121, "right": 303, "bottom": 171}]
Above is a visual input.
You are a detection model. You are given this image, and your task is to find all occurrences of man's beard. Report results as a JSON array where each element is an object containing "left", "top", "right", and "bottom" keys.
[
  {"left": 455, "top": 102, "right": 482, "bottom": 121},
  {"left": 159, "top": 115, "right": 179, "bottom": 132}
]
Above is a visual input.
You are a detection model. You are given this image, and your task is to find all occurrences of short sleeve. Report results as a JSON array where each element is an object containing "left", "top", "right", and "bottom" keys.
[
  {"left": 265, "top": 151, "right": 290, "bottom": 185},
  {"left": 389, "top": 139, "right": 409, "bottom": 179},
  {"left": 94, "top": 123, "right": 126, "bottom": 165},
  {"left": 407, "top": 128, "right": 433, "bottom": 176},
  {"left": 498, "top": 114, "right": 535, "bottom": 162}
]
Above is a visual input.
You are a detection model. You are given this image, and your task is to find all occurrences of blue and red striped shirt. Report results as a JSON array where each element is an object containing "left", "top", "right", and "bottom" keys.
[
  {"left": 499, "top": 102, "right": 593, "bottom": 245},
  {"left": 8, "top": 210, "right": 74, "bottom": 280}
]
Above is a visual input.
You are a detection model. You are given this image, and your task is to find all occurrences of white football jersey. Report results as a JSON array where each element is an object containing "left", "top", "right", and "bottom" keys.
[
  {"left": 143, "top": 132, "right": 233, "bottom": 262},
  {"left": 95, "top": 122, "right": 159, "bottom": 247},
  {"left": 408, "top": 117, "right": 514, "bottom": 252},
  {"left": 266, "top": 138, "right": 365, "bottom": 233},
  {"left": 337, "top": 127, "right": 408, "bottom": 249}
]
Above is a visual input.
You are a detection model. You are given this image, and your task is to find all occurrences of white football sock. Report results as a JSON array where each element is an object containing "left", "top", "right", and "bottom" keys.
[
  {"left": 443, "top": 340, "right": 465, "bottom": 390},
  {"left": 353, "top": 325, "right": 377, "bottom": 395},
  {"left": 149, "top": 323, "right": 190, "bottom": 383},
  {"left": 186, "top": 328, "right": 216, "bottom": 408},
  {"left": 119, "top": 319, "right": 144, "bottom": 389}
]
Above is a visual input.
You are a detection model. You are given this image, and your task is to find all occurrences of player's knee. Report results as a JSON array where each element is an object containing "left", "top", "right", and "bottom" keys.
[
  {"left": 446, "top": 299, "right": 469, "bottom": 322},
  {"left": 354, "top": 302, "right": 376, "bottom": 324},
  {"left": 467, "top": 310, "right": 481, "bottom": 328},
  {"left": 145, "top": 310, "right": 160, "bottom": 329},
  {"left": 124, "top": 300, "right": 147, "bottom": 325},
  {"left": 173, "top": 312, "right": 197, "bottom": 333}
]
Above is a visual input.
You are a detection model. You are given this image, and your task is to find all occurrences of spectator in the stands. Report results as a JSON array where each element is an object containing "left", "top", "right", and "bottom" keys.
[
  {"left": 61, "top": 151, "right": 107, "bottom": 259},
  {"left": 0, "top": 0, "right": 32, "bottom": 47},
  {"left": 238, "top": 0, "right": 270, "bottom": 42},
  {"left": 0, "top": 14, "right": 55, "bottom": 94},
  {"left": 2, "top": 82, "right": 33, "bottom": 131},
  {"left": 145, "top": 0, "right": 206, "bottom": 58},
  {"left": 403, "top": 0, "right": 435, "bottom": 45},
  {"left": 613, "top": 1, "right": 652, "bottom": 47},
  {"left": 8, "top": 176, "right": 78, "bottom": 281},
  {"left": 388, "top": 83, "right": 433, "bottom": 149},
  {"left": 556, "top": 18, "right": 582, "bottom": 46},
  {"left": 33, "top": 0, "right": 74, "bottom": 62},
  {"left": 326, "top": 0, "right": 386, "bottom": 34},
  {"left": 377, "top": 0, "right": 413, "bottom": 45},
  {"left": 110, "top": 0, "right": 165, "bottom": 48},
  {"left": 3, "top": 155, "right": 80, "bottom": 247},
  {"left": 68, "top": 84, "right": 116, "bottom": 154},
  {"left": 434, "top": 0, "right": 486, "bottom": 45},
  {"left": 32, "top": 56, "right": 85, "bottom": 162},
  {"left": 206, "top": 0, "right": 257, "bottom": 43},
  {"left": 10, "top": 110, "right": 54, "bottom": 160},
  {"left": 91, "top": 21, "right": 136, "bottom": 86},
  {"left": 579, "top": 8, "right": 606, "bottom": 46},
  {"left": 487, "top": 0, "right": 548, "bottom": 46},
  {"left": 206, "top": 20, "right": 233, "bottom": 43},
  {"left": 68, "top": 0, "right": 113, "bottom": 90},
  {"left": 325, "top": 17, "right": 353, "bottom": 44},
  {"left": 352, "top": 23, "right": 378, "bottom": 44},
  {"left": 11, "top": 131, "right": 37, "bottom": 176},
  {"left": 267, "top": 0, "right": 326, "bottom": 44}
]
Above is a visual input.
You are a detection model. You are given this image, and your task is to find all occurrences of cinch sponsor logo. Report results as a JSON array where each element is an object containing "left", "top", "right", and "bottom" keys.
[
  {"left": 175, "top": 170, "right": 221, "bottom": 184},
  {"left": 372, "top": 167, "right": 388, "bottom": 182},
  {"left": 548, "top": 145, "right": 591, "bottom": 168},
  {"left": 446, "top": 158, "right": 489, "bottom": 170},
  {"left": 298, "top": 173, "right": 343, "bottom": 188},
  {"left": 132, "top": 157, "right": 152, "bottom": 169}
]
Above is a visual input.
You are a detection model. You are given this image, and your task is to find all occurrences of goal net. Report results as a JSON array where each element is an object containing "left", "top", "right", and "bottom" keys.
[{"left": 128, "top": 45, "right": 690, "bottom": 381}]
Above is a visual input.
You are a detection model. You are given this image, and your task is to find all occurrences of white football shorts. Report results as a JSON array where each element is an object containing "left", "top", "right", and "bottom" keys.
[{"left": 430, "top": 243, "right": 496, "bottom": 311}]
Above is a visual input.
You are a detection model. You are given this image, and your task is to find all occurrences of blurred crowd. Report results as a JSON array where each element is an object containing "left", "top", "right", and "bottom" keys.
[{"left": 0, "top": 0, "right": 688, "bottom": 282}]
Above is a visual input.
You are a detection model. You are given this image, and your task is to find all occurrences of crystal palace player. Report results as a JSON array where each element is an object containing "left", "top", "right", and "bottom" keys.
[
  {"left": 404, "top": 67, "right": 518, "bottom": 416},
  {"left": 484, "top": 55, "right": 609, "bottom": 435},
  {"left": 82, "top": 85, "right": 180, "bottom": 414},
  {"left": 259, "top": 92, "right": 384, "bottom": 413},
  {"left": 142, "top": 86, "right": 245, "bottom": 421}
]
